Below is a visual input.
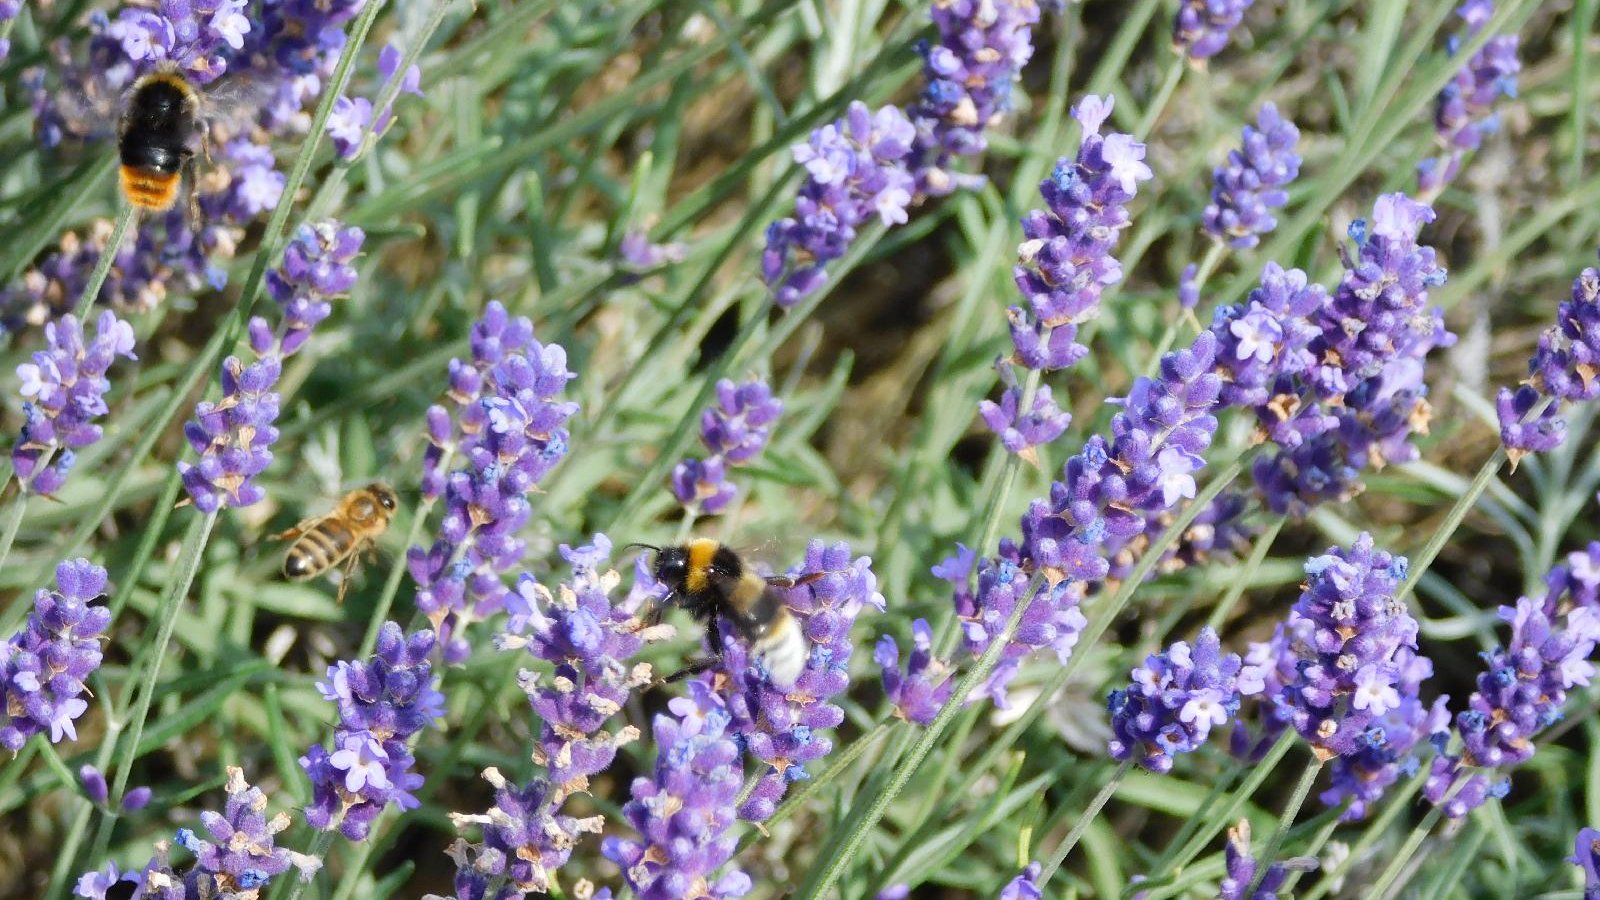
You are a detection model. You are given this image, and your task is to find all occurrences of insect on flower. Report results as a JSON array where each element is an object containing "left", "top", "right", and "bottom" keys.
[
  {"left": 277, "top": 482, "right": 399, "bottom": 603},
  {"left": 631, "top": 539, "right": 823, "bottom": 687}
]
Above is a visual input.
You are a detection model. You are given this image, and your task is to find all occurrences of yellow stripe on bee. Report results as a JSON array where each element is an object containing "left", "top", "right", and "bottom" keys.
[
  {"left": 685, "top": 538, "right": 719, "bottom": 594},
  {"left": 119, "top": 167, "right": 181, "bottom": 211},
  {"left": 138, "top": 69, "right": 198, "bottom": 100}
]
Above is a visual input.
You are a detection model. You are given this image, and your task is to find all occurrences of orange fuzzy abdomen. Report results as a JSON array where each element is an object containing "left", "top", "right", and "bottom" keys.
[{"left": 118, "top": 166, "right": 181, "bottom": 212}]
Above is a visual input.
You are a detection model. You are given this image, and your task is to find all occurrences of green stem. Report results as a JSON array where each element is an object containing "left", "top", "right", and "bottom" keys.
[
  {"left": 791, "top": 572, "right": 1046, "bottom": 900},
  {"left": 1246, "top": 756, "right": 1323, "bottom": 896},
  {"left": 1135, "top": 56, "right": 1185, "bottom": 141},
  {"left": 105, "top": 511, "right": 217, "bottom": 810},
  {"left": 0, "top": 496, "right": 27, "bottom": 588},
  {"left": 1205, "top": 514, "right": 1286, "bottom": 630},
  {"left": 278, "top": 830, "right": 338, "bottom": 900},
  {"left": 71, "top": 206, "right": 137, "bottom": 321},
  {"left": 1301, "top": 764, "right": 1428, "bottom": 900},
  {"left": 1367, "top": 803, "right": 1447, "bottom": 900},
  {"left": 1037, "top": 759, "right": 1131, "bottom": 886},
  {"left": 1136, "top": 728, "right": 1296, "bottom": 893},
  {"left": 1396, "top": 447, "right": 1507, "bottom": 606}
]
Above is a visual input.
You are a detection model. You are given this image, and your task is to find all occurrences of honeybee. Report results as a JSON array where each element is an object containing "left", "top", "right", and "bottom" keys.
[
  {"left": 118, "top": 63, "right": 202, "bottom": 215},
  {"left": 636, "top": 539, "right": 823, "bottom": 687},
  {"left": 277, "top": 483, "right": 399, "bottom": 603}
]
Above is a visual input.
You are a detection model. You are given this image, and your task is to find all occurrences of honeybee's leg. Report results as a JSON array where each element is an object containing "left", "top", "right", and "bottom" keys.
[{"left": 334, "top": 550, "right": 361, "bottom": 605}]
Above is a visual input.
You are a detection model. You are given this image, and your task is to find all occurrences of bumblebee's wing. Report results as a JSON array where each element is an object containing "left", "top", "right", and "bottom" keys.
[{"left": 765, "top": 571, "right": 825, "bottom": 589}]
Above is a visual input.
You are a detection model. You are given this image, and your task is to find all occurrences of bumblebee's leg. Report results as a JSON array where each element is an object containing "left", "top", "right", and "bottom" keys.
[
  {"left": 662, "top": 617, "right": 726, "bottom": 684},
  {"left": 183, "top": 154, "right": 201, "bottom": 229}
]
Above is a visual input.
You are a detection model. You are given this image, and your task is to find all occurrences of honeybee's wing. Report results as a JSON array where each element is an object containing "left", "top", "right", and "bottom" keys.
[{"left": 272, "top": 514, "right": 327, "bottom": 542}]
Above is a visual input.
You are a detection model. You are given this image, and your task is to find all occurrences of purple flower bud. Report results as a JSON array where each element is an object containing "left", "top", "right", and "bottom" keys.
[
  {"left": 602, "top": 690, "right": 751, "bottom": 899},
  {"left": 1203, "top": 103, "right": 1300, "bottom": 249},
  {"left": 122, "top": 785, "right": 154, "bottom": 812},
  {"left": 876, "top": 619, "right": 954, "bottom": 726},
  {"left": 1174, "top": 0, "right": 1255, "bottom": 60},
  {"left": 79, "top": 765, "right": 109, "bottom": 804},
  {"left": 999, "top": 862, "right": 1043, "bottom": 900},
  {"left": 0, "top": 559, "right": 110, "bottom": 750},
  {"left": 411, "top": 301, "right": 578, "bottom": 655},
  {"left": 672, "top": 377, "right": 782, "bottom": 516}
]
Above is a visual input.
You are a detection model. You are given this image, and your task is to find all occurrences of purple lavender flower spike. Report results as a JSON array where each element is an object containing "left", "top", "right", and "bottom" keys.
[
  {"left": 1497, "top": 253, "right": 1600, "bottom": 461},
  {"left": 908, "top": 0, "right": 1040, "bottom": 196},
  {"left": 12, "top": 311, "right": 137, "bottom": 495},
  {"left": 979, "top": 382, "right": 1071, "bottom": 462},
  {"left": 328, "top": 42, "right": 425, "bottom": 159},
  {"left": 619, "top": 230, "right": 687, "bottom": 271},
  {"left": 999, "top": 862, "right": 1043, "bottom": 900},
  {"left": 1108, "top": 627, "right": 1251, "bottom": 774},
  {"left": 0, "top": 559, "right": 110, "bottom": 751},
  {"left": 1418, "top": 0, "right": 1520, "bottom": 195},
  {"left": 1248, "top": 194, "right": 1452, "bottom": 515},
  {"left": 264, "top": 221, "right": 364, "bottom": 357},
  {"left": 444, "top": 768, "right": 605, "bottom": 897},
  {"left": 1174, "top": 0, "right": 1255, "bottom": 61},
  {"left": 1272, "top": 534, "right": 1420, "bottom": 760},
  {"left": 300, "top": 623, "right": 443, "bottom": 840},
  {"left": 876, "top": 618, "right": 954, "bottom": 726},
  {"left": 960, "top": 331, "right": 1223, "bottom": 705},
  {"left": 1569, "top": 828, "right": 1600, "bottom": 900},
  {"left": 1496, "top": 385, "right": 1565, "bottom": 466},
  {"left": 713, "top": 541, "right": 884, "bottom": 821},
  {"left": 671, "top": 376, "right": 782, "bottom": 516},
  {"left": 1203, "top": 103, "right": 1300, "bottom": 249},
  {"left": 178, "top": 353, "right": 281, "bottom": 512},
  {"left": 445, "top": 535, "right": 666, "bottom": 893},
  {"left": 0, "top": 2, "right": 18, "bottom": 61},
  {"left": 1008, "top": 94, "right": 1153, "bottom": 373},
  {"left": 175, "top": 766, "right": 321, "bottom": 894},
  {"left": 409, "top": 301, "right": 577, "bottom": 661},
  {"left": 763, "top": 102, "right": 916, "bottom": 308},
  {"left": 602, "top": 689, "right": 751, "bottom": 900},
  {"left": 1320, "top": 648, "right": 1447, "bottom": 821},
  {"left": 1425, "top": 577, "right": 1600, "bottom": 818}
]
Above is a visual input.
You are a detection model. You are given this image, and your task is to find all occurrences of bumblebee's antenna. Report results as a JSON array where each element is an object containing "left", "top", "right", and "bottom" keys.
[{"left": 622, "top": 542, "right": 661, "bottom": 554}]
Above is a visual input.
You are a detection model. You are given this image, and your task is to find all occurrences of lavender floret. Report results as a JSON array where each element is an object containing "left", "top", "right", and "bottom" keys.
[
  {"left": 1320, "top": 648, "right": 1448, "bottom": 821},
  {"left": 1202, "top": 103, "right": 1300, "bottom": 249},
  {"left": 13, "top": 311, "right": 137, "bottom": 495},
  {"left": 999, "top": 862, "right": 1043, "bottom": 900},
  {"left": 876, "top": 618, "right": 954, "bottom": 726},
  {"left": 671, "top": 376, "right": 783, "bottom": 515},
  {"left": 1570, "top": 828, "right": 1600, "bottom": 900},
  {"left": 0, "top": 559, "right": 110, "bottom": 751},
  {"left": 1269, "top": 533, "right": 1420, "bottom": 760},
  {"left": 1008, "top": 95, "right": 1153, "bottom": 373}
]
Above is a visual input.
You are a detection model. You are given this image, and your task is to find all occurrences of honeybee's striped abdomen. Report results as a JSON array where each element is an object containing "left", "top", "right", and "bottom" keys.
[{"left": 284, "top": 520, "right": 355, "bottom": 580}]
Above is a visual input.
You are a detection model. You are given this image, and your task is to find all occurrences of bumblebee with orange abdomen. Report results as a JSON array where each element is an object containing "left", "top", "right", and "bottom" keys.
[
  {"left": 118, "top": 63, "right": 201, "bottom": 213},
  {"left": 278, "top": 483, "right": 399, "bottom": 603},
  {"left": 637, "top": 539, "right": 823, "bottom": 687}
]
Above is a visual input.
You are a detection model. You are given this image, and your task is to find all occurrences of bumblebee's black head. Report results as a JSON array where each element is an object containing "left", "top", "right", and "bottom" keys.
[{"left": 652, "top": 545, "right": 690, "bottom": 595}]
